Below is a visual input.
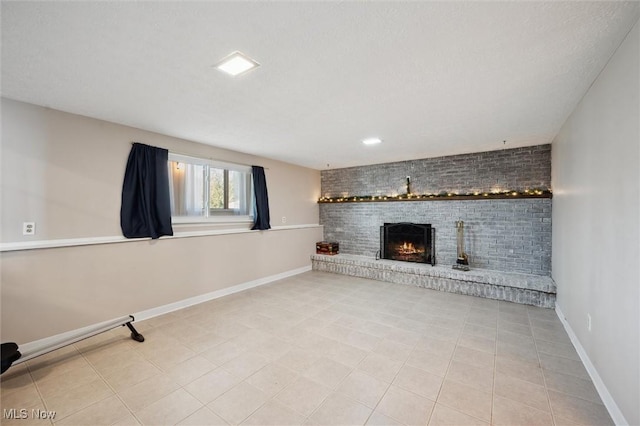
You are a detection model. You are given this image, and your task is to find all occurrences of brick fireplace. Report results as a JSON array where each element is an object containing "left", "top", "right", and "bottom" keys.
[
  {"left": 314, "top": 145, "right": 554, "bottom": 307},
  {"left": 319, "top": 145, "right": 552, "bottom": 276}
]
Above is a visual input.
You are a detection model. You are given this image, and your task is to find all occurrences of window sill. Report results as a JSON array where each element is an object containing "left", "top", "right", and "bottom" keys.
[{"left": 171, "top": 215, "right": 253, "bottom": 226}]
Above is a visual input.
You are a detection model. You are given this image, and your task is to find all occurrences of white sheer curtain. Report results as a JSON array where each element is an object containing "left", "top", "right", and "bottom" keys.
[{"left": 168, "top": 162, "right": 206, "bottom": 216}]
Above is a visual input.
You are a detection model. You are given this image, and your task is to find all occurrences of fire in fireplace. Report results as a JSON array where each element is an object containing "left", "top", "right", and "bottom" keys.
[{"left": 380, "top": 223, "right": 435, "bottom": 265}]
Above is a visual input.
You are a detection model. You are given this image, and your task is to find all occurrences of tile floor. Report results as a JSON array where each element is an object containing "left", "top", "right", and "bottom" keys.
[{"left": 0, "top": 271, "right": 612, "bottom": 426}]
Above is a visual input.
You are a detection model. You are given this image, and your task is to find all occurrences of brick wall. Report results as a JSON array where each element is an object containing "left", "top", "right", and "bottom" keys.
[
  {"left": 321, "top": 145, "right": 551, "bottom": 197},
  {"left": 319, "top": 145, "right": 552, "bottom": 275}
]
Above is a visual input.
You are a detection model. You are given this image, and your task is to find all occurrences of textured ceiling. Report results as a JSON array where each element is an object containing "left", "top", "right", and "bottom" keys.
[{"left": 2, "top": 2, "right": 638, "bottom": 170}]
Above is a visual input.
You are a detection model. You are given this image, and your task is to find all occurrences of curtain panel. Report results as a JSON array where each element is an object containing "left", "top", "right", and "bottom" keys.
[
  {"left": 251, "top": 165, "right": 271, "bottom": 230},
  {"left": 120, "top": 143, "right": 173, "bottom": 239}
]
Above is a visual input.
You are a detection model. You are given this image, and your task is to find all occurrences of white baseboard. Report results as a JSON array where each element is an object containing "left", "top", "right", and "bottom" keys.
[
  {"left": 555, "top": 305, "right": 628, "bottom": 426},
  {"left": 134, "top": 265, "right": 312, "bottom": 322},
  {"left": 18, "top": 265, "right": 311, "bottom": 352}
]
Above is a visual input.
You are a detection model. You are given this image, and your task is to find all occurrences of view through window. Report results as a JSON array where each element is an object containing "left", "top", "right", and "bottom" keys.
[{"left": 168, "top": 153, "right": 253, "bottom": 221}]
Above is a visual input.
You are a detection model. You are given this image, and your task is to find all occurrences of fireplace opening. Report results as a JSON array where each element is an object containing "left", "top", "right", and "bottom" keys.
[{"left": 380, "top": 223, "right": 435, "bottom": 265}]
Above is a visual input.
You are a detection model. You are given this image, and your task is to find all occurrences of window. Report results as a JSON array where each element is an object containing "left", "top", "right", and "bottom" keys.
[{"left": 168, "top": 153, "right": 253, "bottom": 222}]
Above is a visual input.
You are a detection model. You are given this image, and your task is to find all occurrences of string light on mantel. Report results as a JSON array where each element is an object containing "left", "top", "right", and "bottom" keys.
[{"left": 317, "top": 188, "right": 552, "bottom": 203}]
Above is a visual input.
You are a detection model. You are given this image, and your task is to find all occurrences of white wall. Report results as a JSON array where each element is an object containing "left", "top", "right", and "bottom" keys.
[
  {"left": 1, "top": 99, "right": 322, "bottom": 343},
  {"left": 552, "top": 19, "right": 639, "bottom": 426}
]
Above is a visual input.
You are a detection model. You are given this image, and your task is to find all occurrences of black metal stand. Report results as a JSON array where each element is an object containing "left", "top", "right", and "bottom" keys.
[{"left": 126, "top": 321, "right": 145, "bottom": 342}]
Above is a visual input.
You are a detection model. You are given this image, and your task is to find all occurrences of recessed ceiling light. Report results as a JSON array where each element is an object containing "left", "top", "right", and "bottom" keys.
[
  {"left": 362, "top": 137, "right": 382, "bottom": 145},
  {"left": 215, "top": 51, "right": 260, "bottom": 76}
]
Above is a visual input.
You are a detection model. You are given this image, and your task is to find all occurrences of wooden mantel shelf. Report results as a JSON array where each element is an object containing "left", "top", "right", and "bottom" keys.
[{"left": 317, "top": 191, "right": 552, "bottom": 204}]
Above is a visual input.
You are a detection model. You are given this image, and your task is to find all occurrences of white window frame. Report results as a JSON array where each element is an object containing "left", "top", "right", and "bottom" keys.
[{"left": 168, "top": 153, "right": 254, "bottom": 225}]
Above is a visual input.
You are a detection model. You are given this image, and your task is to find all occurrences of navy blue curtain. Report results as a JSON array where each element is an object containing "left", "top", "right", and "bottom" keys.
[
  {"left": 120, "top": 143, "right": 173, "bottom": 239},
  {"left": 251, "top": 165, "right": 271, "bottom": 230}
]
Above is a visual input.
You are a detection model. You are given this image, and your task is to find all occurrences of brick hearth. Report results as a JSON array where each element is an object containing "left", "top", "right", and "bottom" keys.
[{"left": 311, "top": 254, "right": 556, "bottom": 308}]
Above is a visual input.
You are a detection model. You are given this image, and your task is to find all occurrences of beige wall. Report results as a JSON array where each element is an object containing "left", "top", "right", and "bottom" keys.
[
  {"left": 552, "top": 20, "right": 639, "bottom": 425},
  {"left": 1, "top": 99, "right": 322, "bottom": 343}
]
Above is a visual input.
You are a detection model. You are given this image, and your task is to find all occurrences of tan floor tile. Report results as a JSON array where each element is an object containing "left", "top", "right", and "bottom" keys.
[
  {"left": 0, "top": 364, "right": 32, "bottom": 396},
  {"left": 345, "top": 330, "right": 382, "bottom": 351},
  {"left": 547, "top": 390, "right": 614, "bottom": 425},
  {"left": 446, "top": 360, "right": 494, "bottom": 393},
  {"left": 406, "top": 349, "right": 451, "bottom": 377},
  {"left": 452, "top": 346, "right": 495, "bottom": 369},
  {"left": 428, "top": 403, "right": 489, "bottom": 425},
  {"left": 532, "top": 327, "right": 571, "bottom": 344},
  {"left": 536, "top": 339, "right": 580, "bottom": 361},
  {"left": 183, "top": 368, "right": 241, "bottom": 404},
  {"left": 492, "top": 395, "right": 553, "bottom": 425},
  {"left": 317, "top": 323, "right": 355, "bottom": 341},
  {"left": 372, "top": 339, "right": 414, "bottom": 362},
  {"left": 245, "top": 363, "right": 299, "bottom": 397},
  {"left": 366, "top": 411, "right": 403, "bottom": 425},
  {"left": 467, "top": 314, "right": 498, "bottom": 329},
  {"left": 497, "top": 323, "right": 537, "bottom": 352},
  {"left": 111, "top": 412, "right": 141, "bottom": 426},
  {"left": 458, "top": 335, "right": 496, "bottom": 354},
  {"left": 462, "top": 323, "right": 497, "bottom": 340},
  {"left": 201, "top": 340, "right": 246, "bottom": 366},
  {"left": 539, "top": 353, "right": 589, "bottom": 380},
  {"left": 497, "top": 320, "right": 532, "bottom": 336},
  {"left": 336, "top": 370, "right": 389, "bottom": 408},
  {"left": 118, "top": 374, "right": 180, "bottom": 412},
  {"left": 102, "top": 359, "right": 162, "bottom": 392},
  {"left": 2, "top": 274, "right": 613, "bottom": 426},
  {"left": 415, "top": 337, "right": 456, "bottom": 359},
  {"left": 134, "top": 334, "right": 183, "bottom": 360},
  {"left": 494, "top": 372, "right": 550, "bottom": 412},
  {"left": 360, "top": 320, "right": 395, "bottom": 338},
  {"left": 497, "top": 340, "right": 540, "bottom": 364},
  {"left": 221, "top": 352, "right": 270, "bottom": 380},
  {"left": 28, "top": 353, "right": 89, "bottom": 383},
  {"left": 183, "top": 332, "right": 229, "bottom": 353},
  {"left": 498, "top": 311, "right": 530, "bottom": 325},
  {"left": 543, "top": 369, "right": 601, "bottom": 404},
  {"left": 376, "top": 385, "right": 434, "bottom": 426},
  {"left": 275, "top": 348, "right": 321, "bottom": 373},
  {"left": 163, "top": 355, "right": 217, "bottom": 386},
  {"left": 87, "top": 348, "right": 148, "bottom": 377},
  {"left": 296, "top": 332, "right": 341, "bottom": 355},
  {"left": 385, "top": 328, "right": 422, "bottom": 347},
  {"left": 36, "top": 364, "right": 103, "bottom": 400},
  {"left": 437, "top": 379, "right": 492, "bottom": 422},
  {"left": 394, "top": 364, "right": 443, "bottom": 400},
  {"left": 241, "top": 400, "right": 305, "bottom": 425},
  {"left": 42, "top": 379, "right": 113, "bottom": 420},
  {"left": 208, "top": 382, "right": 269, "bottom": 424},
  {"left": 307, "top": 392, "right": 373, "bottom": 426},
  {"left": 55, "top": 395, "right": 130, "bottom": 426},
  {"left": 357, "top": 353, "right": 403, "bottom": 383},
  {"left": 177, "top": 407, "right": 228, "bottom": 425},
  {"left": 2, "top": 383, "right": 43, "bottom": 409},
  {"left": 146, "top": 345, "right": 196, "bottom": 370},
  {"left": 135, "top": 389, "right": 202, "bottom": 425},
  {"left": 275, "top": 376, "right": 331, "bottom": 417},
  {"left": 495, "top": 355, "right": 544, "bottom": 386},
  {"left": 302, "top": 357, "right": 352, "bottom": 389},
  {"left": 249, "top": 337, "right": 292, "bottom": 361},
  {"left": 324, "top": 341, "right": 369, "bottom": 367}
]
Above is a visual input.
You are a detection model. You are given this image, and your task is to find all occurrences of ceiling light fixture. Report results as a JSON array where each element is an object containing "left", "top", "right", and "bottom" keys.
[
  {"left": 215, "top": 51, "right": 260, "bottom": 76},
  {"left": 362, "top": 137, "right": 382, "bottom": 145}
]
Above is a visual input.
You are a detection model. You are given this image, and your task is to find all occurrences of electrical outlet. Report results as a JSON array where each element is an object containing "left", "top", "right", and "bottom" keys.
[
  {"left": 587, "top": 314, "right": 592, "bottom": 332},
  {"left": 281, "top": 216, "right": 287, "bottom": 224},
  {"left": 23, "top": 222, "right": 36, "bottom": 236}
]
